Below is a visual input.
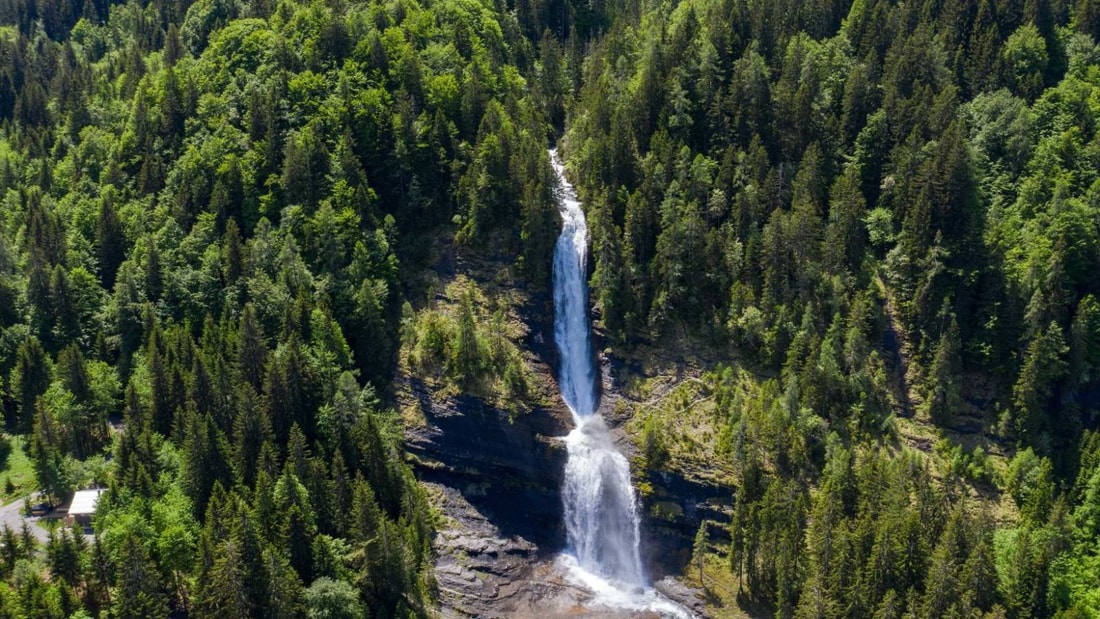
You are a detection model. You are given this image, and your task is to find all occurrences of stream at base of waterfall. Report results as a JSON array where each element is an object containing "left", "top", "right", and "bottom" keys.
[{"left": 550, "top": 149, "right": 692, "bottom": 618}]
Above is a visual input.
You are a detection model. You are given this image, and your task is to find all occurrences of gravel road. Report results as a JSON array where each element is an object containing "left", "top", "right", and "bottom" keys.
[{"left": 0, "top": 497, "right": 49, "bottom": 544}]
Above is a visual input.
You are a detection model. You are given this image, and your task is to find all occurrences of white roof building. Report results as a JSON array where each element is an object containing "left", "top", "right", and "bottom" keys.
[{"left": 68, "top": 489, "right": 104, "bottom": 516}]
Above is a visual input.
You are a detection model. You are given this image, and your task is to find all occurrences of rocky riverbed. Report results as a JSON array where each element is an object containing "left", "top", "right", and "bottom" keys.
[{"left": 426, "top": 480, "right": 710, "bottom": 618}]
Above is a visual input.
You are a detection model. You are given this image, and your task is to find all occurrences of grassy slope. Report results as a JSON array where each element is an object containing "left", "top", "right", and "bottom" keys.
[{"left": 0, "top": 436, "right": 36, "bottom": 505}]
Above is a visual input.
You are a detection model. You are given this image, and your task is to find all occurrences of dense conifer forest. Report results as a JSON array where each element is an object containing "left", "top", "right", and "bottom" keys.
[{"left": 0, "top": 0, "right": 1100, "bottom": 616}]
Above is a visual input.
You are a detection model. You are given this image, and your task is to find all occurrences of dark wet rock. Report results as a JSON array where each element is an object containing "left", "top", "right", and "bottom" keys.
[
  {"left": 654, "top": 577, "right": 710, "bottom": 618},
  {"left": 640, "top": 468, "right": 732, "bottom": 582},
  {"left": 402, "top": 378, "right": 571, "bottom": 551}
]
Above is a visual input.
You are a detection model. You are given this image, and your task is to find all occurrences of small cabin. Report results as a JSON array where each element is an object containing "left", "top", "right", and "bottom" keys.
[{"left": 65, "top": 489, "right": 104, "bottom": 528}]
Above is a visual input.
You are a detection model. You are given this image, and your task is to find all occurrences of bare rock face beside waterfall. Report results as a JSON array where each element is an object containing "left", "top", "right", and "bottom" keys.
[
  {"left": 401, "top": 381, "right": 574, "bottom": 616},
  {"left": 400, "top": 351, "right": 717, "bottom": 617},
  {"left": 395, "top": 254, "right": 583, "bottom": 615},
  {"left": 401, "top": 375, "right": 571, "bottom": 550}
]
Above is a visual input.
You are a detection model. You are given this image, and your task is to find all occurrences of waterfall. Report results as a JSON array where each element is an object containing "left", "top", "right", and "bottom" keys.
[
  {"left": 562, "top": 417, "right": 645, "bottom": 585},
  {"left": 550, "top": 150, "right": 690, "bottom": 617},
  {"left": 551, "top": 152, "right": 599, "bottom": 419},
  {"left": 551, "top": 149, "right": 644, "bottom": 585}
]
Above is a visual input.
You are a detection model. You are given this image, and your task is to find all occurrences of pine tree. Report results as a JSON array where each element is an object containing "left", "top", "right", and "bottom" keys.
[
  {"left": 262, "top": 545, "right": 303, "bottom": 617},
  {"left": 823, "top": 164, "right": 866, "bottom": 274},
  {"left": 693, "top": 520, "right": 709, "bottom": 587},
  {"left": 351, "top": 275, "right": 392, "bottom": 387},
  {"left": 519, "top": 152, "right": 557, "bottom": 288},
  {"left": 164, "top": 23, "right": 184, "bottom": 66},
  {"left": 148, "top": 341, "right": 174, "bottom": 436},
  {"left": 211, "top": 158, "right": 244, "bottom": 228},
  {"left": 30, "top": 404, "right": 70, "bottom": 502},
  {"left": 275, "top": 467, "right": 317, "bottom": 584},
  {"left": 56, "top": 345, "right": 90, "bottom": 404},
  {"left": 966, "top": 0, "right": 1002, "bottom": 95},
  {"left": 960, "top": 515, "right": 998, "bottom": 612},
  {"left": 924, "top": 318, "right": 963, "bottom": 427},
  {"left": 112, "top": 273, "right": 144, "bottom": 375},
  {"left": 451, "top": 291, "right": 483, "bottom": 388},
  {"left": 11, "top": 337, "right": 51, "bottom": 433},
  {"left": 264, "top": 340, "right": 310, "bottom": 444},
  {"left": 50, "top": 265, "right": 81, "bottom": 348},
  {"left": 282, "top": 128, "right": 329, "bottom": 209},
  {"left": 1013, "top": 322, "right": 1069, "bottom": 449},
  {"left": 329, "top": 450, "right": 351, "bottom": 538},
  {"left": 180, "top": 412, "right": 231, "bottom": 518},
  {"left": 112, "top": 534, "right": 168, "bottom": 619},
  {"left": 160, "top": 67, "right": 185, "bottom": 146},
  {"left": 0, "top": 526, "right": 20, "bottom": 577},
  {"left": 920, "top": 507, "right": 965, "bottom": 618},
  {"left": 46, "top": 528, "right": 83, "bottom": 587},
  {"left": 590, "top": 195, "right": 630, "bottom": 342},
  {"left": 232, "top": 385, "right": 271, "bottom": 488},
  {"left": 237, "top": 305, "right": 267, "bottom": 391},
  {"left": 95, "top": 200, "right": 125, "bottom": 290},
  {"left": 797, "top": 473, "right": 846, "bottom": 618},
  {"left": 145, "top": 243, "right": 163, "bottom": 301},
  {"left": 223, "top": 217, "right": 243, "bottom": 285},
  {"left": 205, "top": 540, "right": 251, "bottom": 618},
  {"left": 87, "top": 533, "right": 113, "bottom": 614}
]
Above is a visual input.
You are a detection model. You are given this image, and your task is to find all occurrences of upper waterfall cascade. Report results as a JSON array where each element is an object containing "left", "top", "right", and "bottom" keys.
[{"left": 551, "top": 150, "right": 598, "bottom": 418}]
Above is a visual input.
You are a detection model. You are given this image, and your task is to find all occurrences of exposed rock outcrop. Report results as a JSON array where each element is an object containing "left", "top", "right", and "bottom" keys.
[
  {"left": 640, "top": 468, "right": 732, "bottom": 581},
  {"left": 398, "top": 261, "right": 726, "bottom": 615},
  {"left": 402, "top": 377, "right": 571, "bottom": 551}
]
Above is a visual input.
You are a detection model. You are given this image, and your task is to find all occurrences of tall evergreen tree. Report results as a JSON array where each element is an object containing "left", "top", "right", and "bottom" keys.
[{"left": 11, "top": 336, "right": 51, "bottom": 433}]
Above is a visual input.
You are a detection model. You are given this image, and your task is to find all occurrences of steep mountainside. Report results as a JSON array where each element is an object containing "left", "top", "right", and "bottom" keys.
[{"left": 3, "top": 0, "right": 1100, "bottom": 617}]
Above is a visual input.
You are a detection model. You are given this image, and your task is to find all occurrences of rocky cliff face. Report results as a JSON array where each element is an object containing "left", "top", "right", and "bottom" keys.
[
  {"left": 398, "top": 290, "right": 586, "bottom": 616},
  {"left": 640, "top": 467, "right": 733, "bottom": 580},
  {"left": 401, "top": 353, "right": 729, "bottom": 617},
  {"left": 397, "top": 265, "right": 727, "bottom": 616},
  {"left": 403, "top": 389, "right": 715, "bottom": 617},
  {"left": 402, "top": 376, "right": 570, "bottom": 551}
]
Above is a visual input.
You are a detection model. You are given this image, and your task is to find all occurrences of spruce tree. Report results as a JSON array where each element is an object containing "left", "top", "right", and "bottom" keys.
[{"left": 11, "top": 337, "right": 51, "bottom": 433}]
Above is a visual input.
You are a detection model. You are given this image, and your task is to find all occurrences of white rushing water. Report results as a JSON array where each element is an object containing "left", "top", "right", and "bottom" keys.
[
  {"left": 550, "top": 149, "right": 691, "bottom": 618},
  {"left": 552, "top": 151, "right": 598, "bottom": 418}
]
